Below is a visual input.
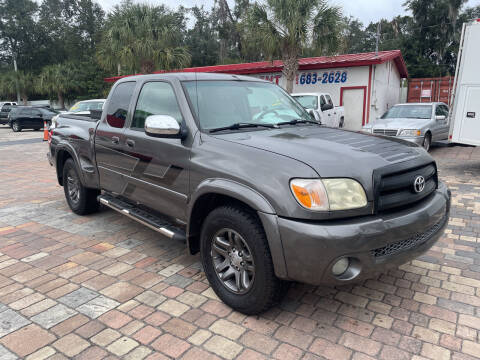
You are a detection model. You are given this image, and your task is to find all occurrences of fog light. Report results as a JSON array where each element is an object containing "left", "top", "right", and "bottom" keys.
[{"left": 332, "top": 258, "right": 349, "bottom": 276}]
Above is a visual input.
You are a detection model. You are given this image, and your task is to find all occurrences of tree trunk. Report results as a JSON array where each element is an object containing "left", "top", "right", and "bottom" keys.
[
  {"left": 282, "top": 55, "right": 299, "bottom": 94},
  {"left": 117, "top": 63, "right": 122, "bottom": 76},
  {"left": 57, "top": 92, "right": 65, "bottom": 110},
  {"left": 21, "top": 93, "right": 28, "bottom": 105},
  {"left": 140, "top": 60, "right": 154, "bottom": 74}
]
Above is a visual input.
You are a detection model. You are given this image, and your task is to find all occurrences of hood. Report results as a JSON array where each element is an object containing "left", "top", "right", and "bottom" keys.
[
  {"left": 368, "top": 118, "right": 430, "bottom": 129},
  {"left": 212, "top": 126, "right": 428, "bottom": 189}
]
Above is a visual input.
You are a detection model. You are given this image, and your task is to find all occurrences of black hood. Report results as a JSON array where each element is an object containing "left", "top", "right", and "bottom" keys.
[{"left": 212, "top": 126, "right": 430, "bottom": 191}]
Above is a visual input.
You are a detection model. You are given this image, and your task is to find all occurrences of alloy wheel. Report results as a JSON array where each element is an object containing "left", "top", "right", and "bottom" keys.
[
  {"left": 211, "top": 228, "right": 255, "bottom": 294},
  {"left": 66, "top": 170, "right": 80, "bottom": 204}
]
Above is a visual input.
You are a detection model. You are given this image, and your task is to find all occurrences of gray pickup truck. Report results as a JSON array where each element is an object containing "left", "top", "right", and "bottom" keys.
[{"left": 48, "top": 73, "right": 451, "bottom": 314}]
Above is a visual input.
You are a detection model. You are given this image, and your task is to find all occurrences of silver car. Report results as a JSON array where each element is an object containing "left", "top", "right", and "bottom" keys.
[{"left": 362, "top": 103, "right": 449, "bottom": 151}]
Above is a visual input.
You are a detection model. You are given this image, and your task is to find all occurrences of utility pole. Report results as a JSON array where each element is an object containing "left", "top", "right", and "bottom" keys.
[
  {"left": 375, "top": 22, "right": 381, "bottom": 56},
  {"left": 13, "top": 57, "right": 21, "bottom": 104}
]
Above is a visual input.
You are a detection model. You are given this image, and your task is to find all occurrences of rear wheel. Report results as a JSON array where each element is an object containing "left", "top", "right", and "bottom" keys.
[
  {"left": 423, "top": 133, "right": 431, "bottom": 152},
  {"left": 200, "top": 205, "right": 288, "bottom": 314},
  {"left": 339, "top": 117, "right": 345, "bottom": 128},
  {"left": 63, "top": 158, "right": 99, "bottom": 215},
  {"left": 12, "top": 121, "right": 21, "bottom": 132}
]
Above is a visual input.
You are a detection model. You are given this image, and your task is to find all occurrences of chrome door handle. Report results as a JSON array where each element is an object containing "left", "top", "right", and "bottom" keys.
[
  {"left": 111, "top": 136, "right": 120, "bottom": 144},
  {"left": 126, "top": 139, "right": 135, "bottom": 148}
]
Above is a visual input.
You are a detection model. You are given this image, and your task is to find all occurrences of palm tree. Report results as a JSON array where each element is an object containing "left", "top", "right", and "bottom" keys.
[
  {"left": 97, "top": 3, "right": 191, "bottom": 75},
  {"left": 250, "top": 0, "right": 341, "bottom": 93},
  {"left": 0, "top": 71, "right": 35, "bottom": 105},
  {"left": 37, "top": 63, "right": 79, "bottom": 109}
]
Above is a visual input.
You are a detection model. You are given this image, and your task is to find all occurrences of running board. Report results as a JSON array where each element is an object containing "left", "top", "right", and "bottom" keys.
[{"left": 98, "top": 194, "right": 186, "bottom": 242}]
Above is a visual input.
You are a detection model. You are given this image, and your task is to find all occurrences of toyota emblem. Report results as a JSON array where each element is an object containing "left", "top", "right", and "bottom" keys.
[{"left": 414, "top": 176, "right": 425, "bottom": 193}]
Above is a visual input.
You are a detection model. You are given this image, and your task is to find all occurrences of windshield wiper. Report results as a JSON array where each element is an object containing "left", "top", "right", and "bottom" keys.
[
  {"left": 208, "top": 122, "right": 276, "bottom": 133},
  {"left": 275, "top": 119, "right": 319, "bottom": 126}
]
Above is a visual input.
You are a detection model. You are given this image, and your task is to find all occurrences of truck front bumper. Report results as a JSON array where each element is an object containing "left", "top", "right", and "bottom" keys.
[{"left": 275, "top": 182, "right": 450, "bottom": 286}]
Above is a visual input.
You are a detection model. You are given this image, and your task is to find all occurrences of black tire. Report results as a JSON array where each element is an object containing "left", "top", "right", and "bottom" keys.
[
  {"left": 63, "top": 158, "right": 99, "bottom": 215},
  {"left": 12, "top": 121, "right": 21, "bottom": 132},
  {"left": 423, "top": 133, "right": 431, "bottom": 152},
  {"left": 339, "top": 117, "right": 345, "bottom": 128},
  {"left": 200, "top": 205, "right": 288, "bottom": 314},
  {"left": 34, "top": 128, "right": 41, "bottom": 131}
]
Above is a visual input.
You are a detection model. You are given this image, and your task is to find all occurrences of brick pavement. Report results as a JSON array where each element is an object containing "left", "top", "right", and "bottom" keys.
[{"left": 0, "top": 129, "right": 480, "bottom": 360}]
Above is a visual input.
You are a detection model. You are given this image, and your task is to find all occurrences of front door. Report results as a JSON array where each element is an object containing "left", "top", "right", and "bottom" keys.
[
  {"left": 122, "top": 81, "right": 190, "bottom": 221},
  {"left": 31, "top": 108, "right": 43, "bottom": 128},
  {"left": 433, "top": 104, "right": 449, "bottom": 141},
  {"left": 95, "top": 81, "right": 137, "bottom": 195}
]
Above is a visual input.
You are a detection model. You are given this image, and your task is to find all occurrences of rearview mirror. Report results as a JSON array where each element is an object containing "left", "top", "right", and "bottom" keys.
[
  {"left": 145, "top": 115, "right": 181, "bottom": 137},
  {"left": 435, "top": 115, "right": 446, "bottom": 121}
]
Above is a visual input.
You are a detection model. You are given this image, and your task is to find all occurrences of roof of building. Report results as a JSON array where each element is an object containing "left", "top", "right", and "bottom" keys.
[{"left": 104, "top": 50, "right": 408, "bottom": 83}]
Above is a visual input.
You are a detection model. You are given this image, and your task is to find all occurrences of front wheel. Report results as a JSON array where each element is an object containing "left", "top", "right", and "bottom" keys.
[
  {"left": 63, "top": 158, "right": 99, "bottom": 215},
  {"left": 339, "top": 117, "right": 345, "bottom": 128},
  {"left": 423, "top": 133, "right": 431, "bottom": 152},
  {"left": 200, "top": 205, "right": 288, "bottom": 314},
  {"left": 12, "top": 121, "right": 21, "bottom": 132}
]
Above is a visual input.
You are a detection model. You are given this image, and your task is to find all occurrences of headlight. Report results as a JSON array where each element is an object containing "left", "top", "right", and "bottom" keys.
[
  {"left": 290, "top": 178, "right": 367, "bottom": 211},
  {"left": 399, "top": 129, "right": 421, "bottom": 137}
]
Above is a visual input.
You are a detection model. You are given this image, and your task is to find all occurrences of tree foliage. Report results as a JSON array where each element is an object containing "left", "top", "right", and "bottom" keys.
[
  {"left": 0, "top": 0, "right": 479, "bottom": 102},
  {"left": 248, "top": 0, "right": 341, "bottom": 92},
  {"left": 96, "top": 2, "right": 191, "bottom": 74}
]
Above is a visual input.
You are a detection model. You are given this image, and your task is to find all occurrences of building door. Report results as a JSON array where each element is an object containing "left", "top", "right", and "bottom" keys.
[{"left": 340, "top": 87, "right": 366, "bottom": 131}]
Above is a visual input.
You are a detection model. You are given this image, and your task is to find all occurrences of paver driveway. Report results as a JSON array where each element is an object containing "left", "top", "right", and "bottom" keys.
[{"left": 0, "top": 126, "right": 479, "bottom": 360}]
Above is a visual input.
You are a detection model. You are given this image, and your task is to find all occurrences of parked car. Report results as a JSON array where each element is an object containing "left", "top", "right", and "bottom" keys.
[
  {"left": 68, "top": 99, "right": 105, "bottom": 114},
  {"left": 8, "top": 106, "right": 58, "bottom": 132},
  {"left": 0, "top": 102, "right": 17, "bottom": 125},
  {"left": 48, "top": 73, "right": 450, "bottom": 314},
  {"left": 292, "top": 92, "right": 345, "bottom": 127},
  {"left": 362, "top": 102, "right": 449, "bottom": 151}
]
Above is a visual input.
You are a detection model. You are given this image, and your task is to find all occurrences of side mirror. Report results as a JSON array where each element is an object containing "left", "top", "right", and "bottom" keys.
[
  {"left": 321, "top": 103, "right": 333, "bottom": 111},
  {"left": 145, "top": 115, "right": 181, "bottom": 137},
  {"left": 435, "top": 115, "right": 446, "bottom": 121}
]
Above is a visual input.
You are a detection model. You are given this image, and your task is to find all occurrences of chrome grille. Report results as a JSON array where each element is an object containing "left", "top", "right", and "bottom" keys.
[
  {"left": 371, "top": 214, "right": 447, "bottom": 259},
  {"left": 373, "top": 129, "right": 398, "bottom": 136}
]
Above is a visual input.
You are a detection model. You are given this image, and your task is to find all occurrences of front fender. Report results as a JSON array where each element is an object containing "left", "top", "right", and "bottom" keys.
[
  {"left": 187, "top": 178, "right": 288, "bottom": 279},
  {"left": 189, "top": 178, "right": 275, "bottom": 215}
]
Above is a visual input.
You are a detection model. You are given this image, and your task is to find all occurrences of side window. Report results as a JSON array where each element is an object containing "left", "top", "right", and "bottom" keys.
[
  {"left": 326, "top": 95, "right": 333, "bottom": 106},
  {"left": 320, "top": 96, "right": 326, "bottom": 107},
  {"left": 441, "top": 105, "right": 449, "bottom": 116},
  {"left": 435, "top": 105, "right": 443, "bottom": 116},
  {"left": 131, "top": 82, "right": 183, "bottom": 130},
  {"left": 106, "top": 82, "right": 136, "bottom": 129}
]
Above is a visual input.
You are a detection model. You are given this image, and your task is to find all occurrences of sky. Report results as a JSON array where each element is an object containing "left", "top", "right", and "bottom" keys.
[{"left": 96, "top": 0, "right": 480, "bottom": 25}]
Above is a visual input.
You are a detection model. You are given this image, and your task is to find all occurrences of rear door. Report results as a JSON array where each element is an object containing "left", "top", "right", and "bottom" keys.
[
  {"left": 20, "top": 108, "right": 33, "bottom": 127},
  {"left": 122, "top": 80, "right": 190, "bottom": 221},
  {"left": 458, "top": 86, "right": 480, "bottom": 144},
  {"left": 95, "top": 81, "right": 137, "bottom": 195}
]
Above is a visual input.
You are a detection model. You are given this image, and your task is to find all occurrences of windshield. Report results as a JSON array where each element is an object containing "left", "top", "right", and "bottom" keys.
[
  {"left": 182, "top": 80, "right": 311, "bottom": 130},
  {"left": 70, "top": 101, "right": 104, "bottom": 112},
  {"left": 293, "top": 95, "right": 318, "bottom": 110},
  {"left": 381, "top": 105, "right": 432, "bottom": 120}
]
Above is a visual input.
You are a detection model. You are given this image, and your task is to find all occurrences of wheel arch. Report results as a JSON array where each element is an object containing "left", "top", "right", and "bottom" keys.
[
  {"left": 55, "top": 146, "right": 85, "bottom": 187},
  {"left": 186, "top": 179, "right": 288, "bottom": 279}
]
